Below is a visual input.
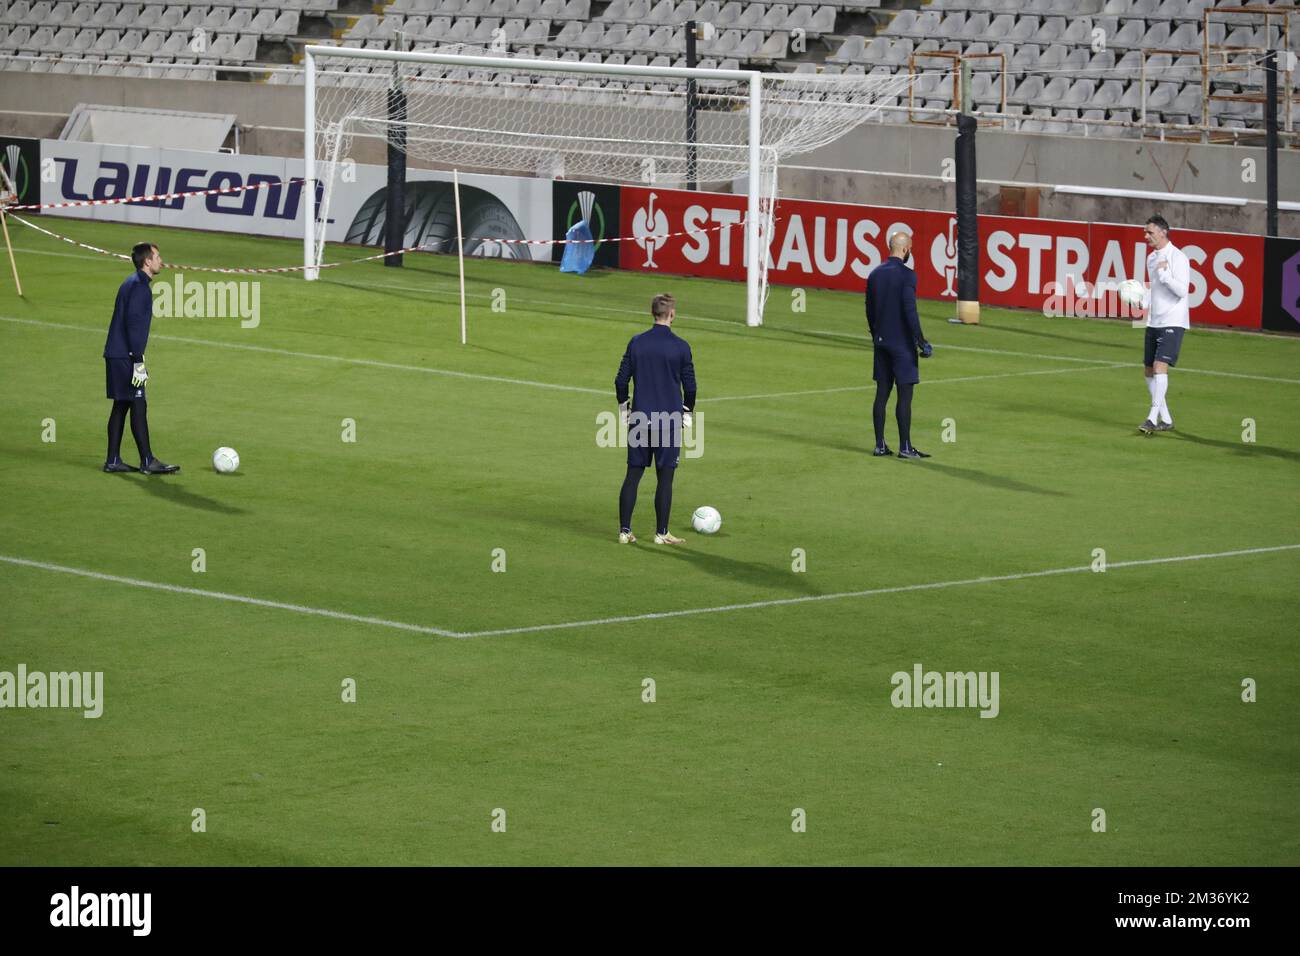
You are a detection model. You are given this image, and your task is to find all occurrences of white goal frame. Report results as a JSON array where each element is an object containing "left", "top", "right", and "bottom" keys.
[{"left": 302, "top": 44, "right": 767, "bottom": 325}]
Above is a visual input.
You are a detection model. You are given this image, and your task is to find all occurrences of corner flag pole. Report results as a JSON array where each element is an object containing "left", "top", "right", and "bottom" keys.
[
  {"left": 453, "top": 168, "right": 467, "bottom": 345},
  {"left": 0, "top": 163, "right": 22, "bottom": 297}
]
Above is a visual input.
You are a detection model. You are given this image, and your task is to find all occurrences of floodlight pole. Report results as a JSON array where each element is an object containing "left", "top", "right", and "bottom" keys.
[{"left": 1265, "top": 49, "right": 1278, "bottom": 238}]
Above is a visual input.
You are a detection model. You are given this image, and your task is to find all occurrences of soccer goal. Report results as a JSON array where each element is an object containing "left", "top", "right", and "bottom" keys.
[{"left": 302, "top": 43, "right": 910, "bottom": 326}]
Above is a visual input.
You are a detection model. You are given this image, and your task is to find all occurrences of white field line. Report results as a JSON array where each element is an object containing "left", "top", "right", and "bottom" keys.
[
  {"left": 0, "top": 555, "right": 459, "bottom": 637},
  {"left": 803, "top": 330, "right": 1300, "bottom": 385},
  {"left": 708, "top": 362, "right": 1130, "bottom": 402},
  {"left": 0, "top": 315, "right": 1238, "bottom": 406},
  {"left": 0, "top": 315, "right": 1119, "bottom": 402},
  {"left": 3, "top": 544, "right": 1296, "bottom": 640},
  {"left": 5, "top": 240, "right": 1294, "bottom": 382},
  {"left": 0, "top": 315, "right": 607, "bottom": 396}
]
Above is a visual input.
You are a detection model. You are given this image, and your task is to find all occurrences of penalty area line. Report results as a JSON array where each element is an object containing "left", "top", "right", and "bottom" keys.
[
  {"left": 3, "top": 544, "right": 1297, "bottom": 641},
  {"left": 0, "top": 555, "right": 460, "bottom": 638}
]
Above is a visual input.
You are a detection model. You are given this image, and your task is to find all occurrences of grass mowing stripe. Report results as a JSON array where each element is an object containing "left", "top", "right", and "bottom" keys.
[
  {"left": 708, "top": 363, "right": 1131, "bottom": 401},
  {"left": 0, "top": 316, "right": 1143, "bottom": 404},
  {"left": 0, "top": 315, "right": 608, "bottom": 397},
  {"left": 5, "top": 544, "right": 1295, "bottom": 641},
  {"left": 804, "top": 331, "right": 1300, "bottom": 384}
]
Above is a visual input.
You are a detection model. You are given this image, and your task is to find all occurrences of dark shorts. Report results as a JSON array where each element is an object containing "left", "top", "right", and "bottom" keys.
[
  {"left": 105, "top": 358, "right": 145, "bottom": 401},
  {"left": 873, "top": 342, "right": 919, "bottom": 386},
  {"left": 1144, "top": 326, "right": 1185, "bottom": 368},
  {"left": 626, "top": 411, "right": 681, "bottom": 470}
]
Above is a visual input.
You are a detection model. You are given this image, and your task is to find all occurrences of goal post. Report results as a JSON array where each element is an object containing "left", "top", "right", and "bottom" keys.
[{"left": 302, "top": 43, "right": 910, "bottom": 327}]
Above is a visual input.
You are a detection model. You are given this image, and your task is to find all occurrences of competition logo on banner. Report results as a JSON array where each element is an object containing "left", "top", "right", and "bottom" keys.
[
  {"left": 552, "top": 181, "right": 620, "bottom": 268},
  {"left": 0, "top": 137, "right": 41, "bottom": 209},
  {"left": 618, "top": 184, "right": 1263, "bottom": 328}
]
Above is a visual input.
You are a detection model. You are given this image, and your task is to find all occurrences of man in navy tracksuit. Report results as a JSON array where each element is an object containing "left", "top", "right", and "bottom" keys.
[
  {"left": 865, "top": 231, "right": 932, "bottom": 459},
  {"left": 102, "top": 242, "right": 179, "bottom": 474},
  {"left": 614, "top": 293, "right": 696, "bottom": 544}
]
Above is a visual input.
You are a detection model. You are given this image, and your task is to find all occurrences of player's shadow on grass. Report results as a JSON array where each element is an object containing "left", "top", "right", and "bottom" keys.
[
  {"left": 740, "top": 421, "right": 869, "bottom": 456},
  {"left": 979, "top": 321, "right": 1131, "bottom": 353},
  {"left": 1172, "top": 430, "right": 1300, "bottom": 464},
  {"left": 131, "top": 477, "right": 248, "bottom": 515},
  {"left": 642, "top": 543, "right": 824, "bottom": 596},
  {"left": 921, "top": 461, "right": 1067, "bottom": 497}
]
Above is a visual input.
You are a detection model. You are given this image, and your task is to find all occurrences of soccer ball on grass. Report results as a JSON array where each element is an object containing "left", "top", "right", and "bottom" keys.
[
  {"left": 212, "top": 447, "right": 240, "bottom": 474},
  {"left": 691, "top": 506, "right": 722, "bottom": 534}
]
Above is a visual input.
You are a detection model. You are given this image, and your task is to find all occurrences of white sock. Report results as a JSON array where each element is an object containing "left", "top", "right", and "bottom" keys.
[
  {"left": 1148, "top": 373, "right": 1168, "bottom": 423},
  {"left": 1145, "top": 374, "right": 1156, "bottom": 402}
]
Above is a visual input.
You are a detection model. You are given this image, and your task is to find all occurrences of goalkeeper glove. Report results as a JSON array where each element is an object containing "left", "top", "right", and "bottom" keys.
[
  {"left": 918, "top": 339, "right": 933, "bottom": 359},
  {"left": 619, "top": 400, "right": 630, "bottom": 429},
  {"left": 682, "top": 407, "right": 693, "bottom": 430},
  {"left": 131, "top": 362, "right": 149, "bottom": 387}
]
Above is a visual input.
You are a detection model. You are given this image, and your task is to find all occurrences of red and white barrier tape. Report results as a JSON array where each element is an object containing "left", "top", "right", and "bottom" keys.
[
  {"left": 5, "top": 177, "right": 778, "bottom": 272},
  {"left": 6, "top": 212, "right": 440, "bottom": 273}
]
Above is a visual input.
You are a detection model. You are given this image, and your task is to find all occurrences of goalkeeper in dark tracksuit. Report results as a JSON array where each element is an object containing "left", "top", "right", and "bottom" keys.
[
  {"left": 614, "top": 292, "right": 696, "bottom": 544},
  {"left": 102, "top": 241, "right": 179, "bottom": 474}
]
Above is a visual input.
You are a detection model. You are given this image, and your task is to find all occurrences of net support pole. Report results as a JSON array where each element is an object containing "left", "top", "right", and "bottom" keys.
[
  {"left": 745, "top": 71, "right": 762, "bottom": 328},
  {"left": 685, "top": 20, "right": 699, "bottom": 191},
  {"left": 954, "top": 112, "right": 980, "bottom": 324},
  {"left": 454, "top": 168, "right": 467, "bottom": 346},
  {"left": 303, "top": 47, "right": 318, "bottom": 281},
  {"left": 1265, "top": 49, "right": 1278, "bottom": 238},
  {"left": 385, "top": 79, "right": 407, "bottom": 268}
]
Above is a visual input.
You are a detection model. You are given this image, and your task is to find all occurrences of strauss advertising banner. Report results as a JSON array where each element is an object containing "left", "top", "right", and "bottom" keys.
[{"left": 617, "top": 185, "right": 1265, "bottom": 329}]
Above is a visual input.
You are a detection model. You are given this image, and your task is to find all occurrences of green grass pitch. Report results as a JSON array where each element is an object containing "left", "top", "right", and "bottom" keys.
[{"left": 1, "top": 217, "right": 1297, "bottom": 866}]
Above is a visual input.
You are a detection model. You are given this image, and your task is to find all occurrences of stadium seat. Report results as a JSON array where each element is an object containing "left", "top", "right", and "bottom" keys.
[
  {"left": 1010, "top": 44, "right": 1041, "bottom": 74},
  {"left": 646, "top": 0, "right": 676, "bottom": 24},
  {"left": 959, "top": 12, "right": 989, "bottom": 41},
  {"left": 998, "top": 17, "right": 1033, "bottom": 45},
  {"left": 827, "top": 34, "right": 863, "bottom": 64},
  {"left": 1008, "top": 74, "right": 1044, "bottom": 105},
  {"left": 714, "top": 2, "right": 742, "bottom": 28},
  {"left": 113, "top": 3, "right": 142, "bottom": 29},
  {"left": 23, "top": 25, "right": 53, "bottom": 51},
  {"left": 883, "top": 10, "right": 918, "bottom": 36},
  {"left": 762, "top": 5, "right": 790, "bottom": 31},
  {"left": 91, "top": 29, "right": 119, "bottom": 54},
  {"left": 735, "top": 5, "right": 764, "bottom": 30},
  {"left": 1, "top": 2, "right": 30, "bottom": 26},
  {"left": 1111, "top": 20, "right": 1144, "bottom": 47},
  {"left": 90, "top": 4, "right": 117, "bottom": 28}
]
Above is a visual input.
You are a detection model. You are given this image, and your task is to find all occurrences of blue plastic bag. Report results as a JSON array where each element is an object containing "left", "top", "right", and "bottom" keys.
[{"left": 559, "top": 219, "right": 596, "bottom": 275}]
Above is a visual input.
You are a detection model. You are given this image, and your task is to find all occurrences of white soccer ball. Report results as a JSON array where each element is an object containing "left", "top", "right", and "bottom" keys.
[
  {"left": 691, "top": 505, "right": 722, "bottom": 534},
  {"left": 1117, "top": 278, "right": 1146, "bottom": 308},
  {"left": 212, "top": 446, "right": 240, "bottom": 474}
]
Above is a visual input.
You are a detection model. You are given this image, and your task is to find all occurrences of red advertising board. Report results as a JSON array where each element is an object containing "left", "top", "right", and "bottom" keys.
[{"left": 618, "top": 185, "right": 1263, "bottom": 328}]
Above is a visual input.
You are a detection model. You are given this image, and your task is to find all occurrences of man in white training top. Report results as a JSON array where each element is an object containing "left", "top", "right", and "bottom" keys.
[{"left": 1138, "top": 214, "right": 1190, "bottom": 434}]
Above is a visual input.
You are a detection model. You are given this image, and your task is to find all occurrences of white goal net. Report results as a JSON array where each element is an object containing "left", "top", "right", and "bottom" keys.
[{"left": 304, "top": 44, "right": 911, "bottom": 325}]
